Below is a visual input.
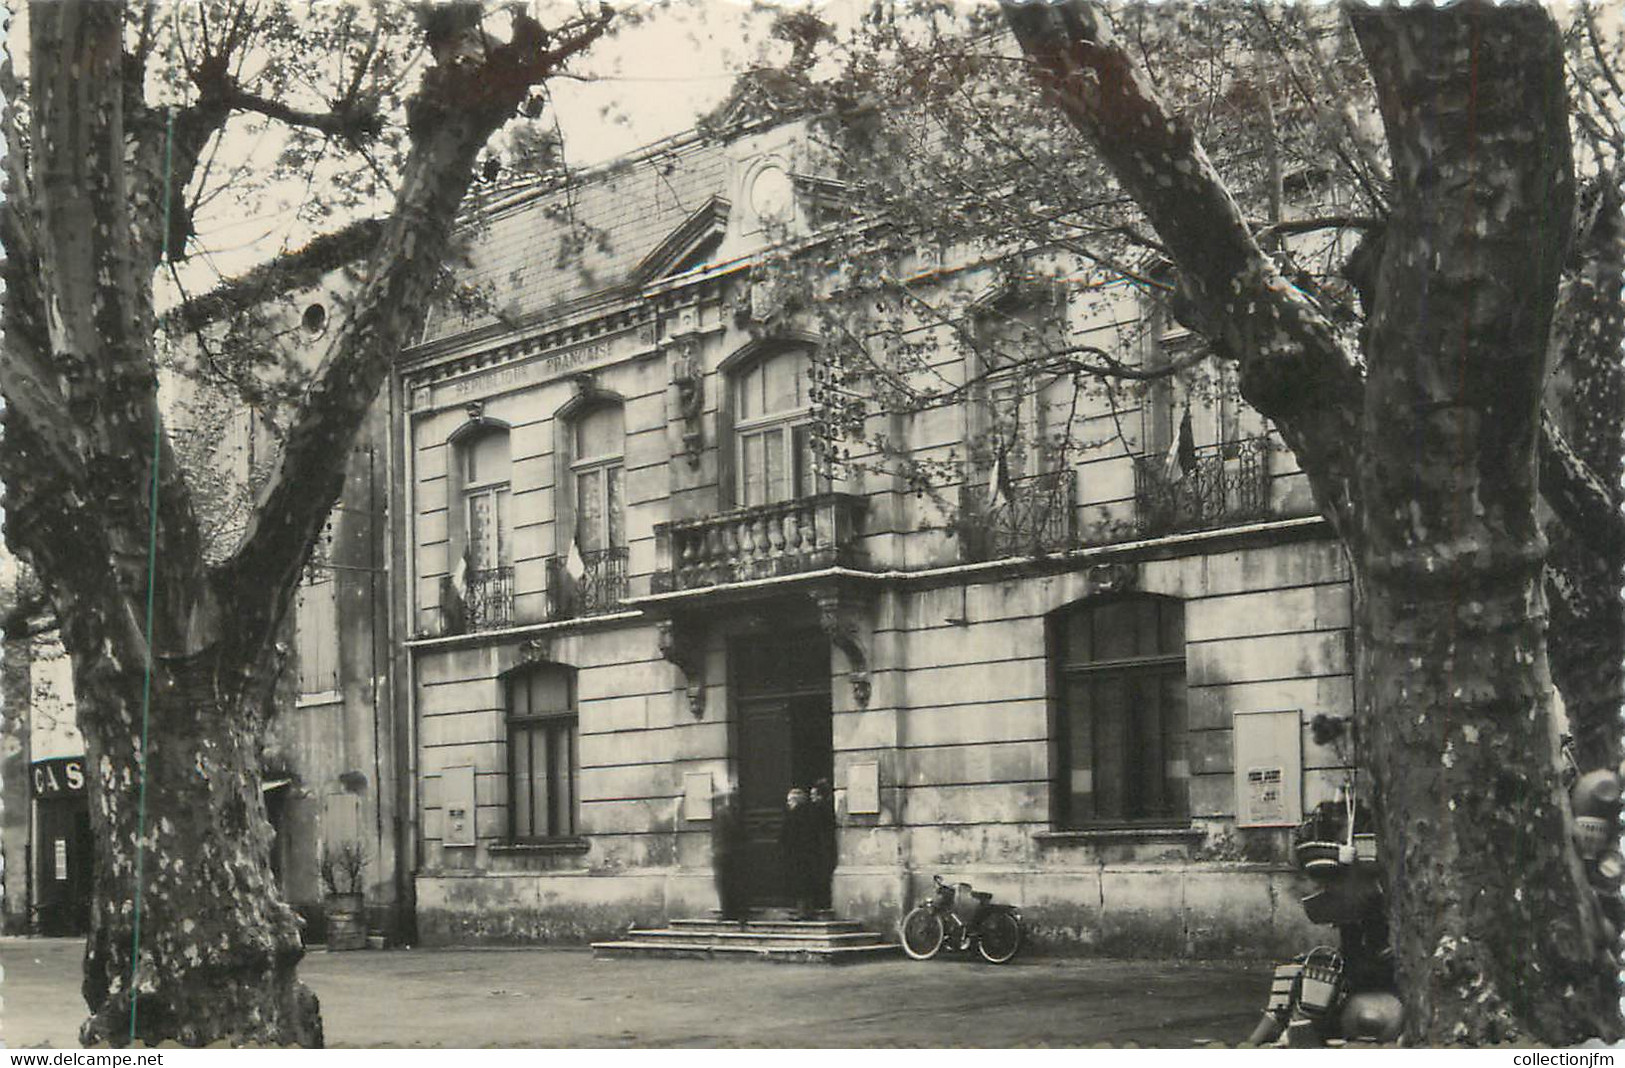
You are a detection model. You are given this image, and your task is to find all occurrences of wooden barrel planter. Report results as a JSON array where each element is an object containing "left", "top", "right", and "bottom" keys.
[{"left": 324, "top": 893, "right": 367, "bottom": 951}]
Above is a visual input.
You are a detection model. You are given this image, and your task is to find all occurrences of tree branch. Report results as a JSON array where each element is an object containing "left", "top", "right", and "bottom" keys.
[
  {"left": 214, "top": 4, "right": 615, "bottom": 659},
  {"left": 189, "top": 54, "right": 384, "bottom": 144},
  {"left": 1001, "top": 0, "right": 1366, "bottom": 538},
  {"left": 1540, "top": 413, "right": 1625, "bottom": 567}
]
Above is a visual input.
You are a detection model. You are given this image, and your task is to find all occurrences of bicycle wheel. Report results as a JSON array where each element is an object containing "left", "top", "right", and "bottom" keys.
[
  {"left": 975, "top": 910, "right": 1022, "bottom": 964},
  {"left": 899, "top": 906, "right": 946, "bottom": 960}
]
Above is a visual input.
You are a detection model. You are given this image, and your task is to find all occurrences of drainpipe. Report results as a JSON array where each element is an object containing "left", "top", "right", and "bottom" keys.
[{"left": 391, "top": 373, "right": 422, "bottom": 943}]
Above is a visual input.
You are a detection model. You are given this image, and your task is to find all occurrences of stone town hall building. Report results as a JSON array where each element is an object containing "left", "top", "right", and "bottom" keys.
[
  {"left": 1, "top": 114, "right": 1351, "bottom": 955},
  {"left": 389, "top": 116, "right": 1349, "bottom": 956}
]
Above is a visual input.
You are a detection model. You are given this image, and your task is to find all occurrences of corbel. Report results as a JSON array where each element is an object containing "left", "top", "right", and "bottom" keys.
[
  {"left": 814, "top": 588, "right": 871, "bottom": 708},
  {"left": 657, "top": 619, "right": 707, "bottom": 717}
]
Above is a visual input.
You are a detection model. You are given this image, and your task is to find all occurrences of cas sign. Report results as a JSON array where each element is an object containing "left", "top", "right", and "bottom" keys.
[{"left": 32, "top": 757, "right": 86, "bottom": 798}]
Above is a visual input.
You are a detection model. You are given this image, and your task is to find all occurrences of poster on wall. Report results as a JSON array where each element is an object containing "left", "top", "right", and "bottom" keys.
[{"left": 1234, "top": 710, "right": 1303, "bottom": 828}]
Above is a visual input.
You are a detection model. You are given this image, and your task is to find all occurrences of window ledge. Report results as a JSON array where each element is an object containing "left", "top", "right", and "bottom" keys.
[
  {"left": 490, "top": 838, "right": 590, "bottom": 855},
  {"left": 1036, "top": 826, "right": 1206, "bottom": 846}
]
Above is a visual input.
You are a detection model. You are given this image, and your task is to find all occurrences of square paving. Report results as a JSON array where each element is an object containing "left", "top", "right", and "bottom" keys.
[{"left": 2, "top": 937, "right": 1269, "bottom": 1048}]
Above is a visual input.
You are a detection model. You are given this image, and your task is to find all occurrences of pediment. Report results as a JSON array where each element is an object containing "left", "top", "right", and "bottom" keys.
[{"left": 633, "top": 195, "right": 731, "bottom": 284}]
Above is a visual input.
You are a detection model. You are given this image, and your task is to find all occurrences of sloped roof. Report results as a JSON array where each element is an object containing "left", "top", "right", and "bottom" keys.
[{"left": 420, "top": 135, "right": 735, "bottom": 344}]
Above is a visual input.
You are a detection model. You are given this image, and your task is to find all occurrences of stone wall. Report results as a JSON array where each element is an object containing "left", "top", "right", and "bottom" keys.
[{"left": 411, "top": 532, "right": 1353, "bottom": 960}]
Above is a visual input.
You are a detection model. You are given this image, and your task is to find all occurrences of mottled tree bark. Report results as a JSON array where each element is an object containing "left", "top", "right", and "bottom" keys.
[
  {"left": 0, "top": 1, "right": 611, "bottom": 1046},
  {"left": 1005, "top": 0, "right": 1622, "bottom": 1043},
  {"left": 1350, "top": 8, "right": 1616, "bottom": 1042},
  {"left": 1544, "top": 182, "right": 1625, "bottom": 773}
]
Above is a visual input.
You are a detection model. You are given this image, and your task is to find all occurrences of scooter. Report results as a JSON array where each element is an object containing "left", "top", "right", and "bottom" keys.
[
  {"left": 1249, "top": 753, "right": 1625, "bottom": 1046},
  {"left": 899, "top": 874, "right": 1023, "bottom": 964},
  {"left": 1246, "top": 790, "right": 1402, "bottom": 1047}
]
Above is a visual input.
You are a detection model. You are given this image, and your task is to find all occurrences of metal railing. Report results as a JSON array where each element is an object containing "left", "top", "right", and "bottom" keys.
[
  {"left": 653, "top": 493, "right": 867, "bottom": 592},
  {"left": 458, "top": 565, "right": 514, "bottom": 632},
  {"left": 464, "top": 565, "right": 514, "bottom": 630},
  {"left": 959, "top": 468, "right": 1076, "bottom": 561},
  {"left": 1132, "top": 437, "right": 1270, "bottom": 537},
  {"left": 546, "top": 546, "right": 630, "bottom": 618}
]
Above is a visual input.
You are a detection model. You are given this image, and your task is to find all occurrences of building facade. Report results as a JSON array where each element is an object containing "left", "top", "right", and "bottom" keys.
[
  {"left": 0, "top": 628, "right": 92, "bottom": 935},
  {"left": 0, "top": 241, "right": 408, "bottom": 941},
  {"left": 394, "top": 119, "right": 1353, "bottom": 957}
]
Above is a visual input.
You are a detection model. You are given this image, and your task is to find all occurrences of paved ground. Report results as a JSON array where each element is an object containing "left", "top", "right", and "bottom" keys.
[{"left": 2, "top": 937, "right": 1271, "bottom": 1048}]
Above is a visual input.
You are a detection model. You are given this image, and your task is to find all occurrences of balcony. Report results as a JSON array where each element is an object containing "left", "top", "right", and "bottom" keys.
[
  {"left": 653, "top": 493, "right": 867, "bottom": 593},
  {"left": 1133, "top": 437, "right": 1270, "bottom": 538},
  {"left": 960, "top": 469, "right": 1076, "bottom": 562},
  {"left": 460, "top": 565, "right": 513, "bottom": 631},
  {"left": 546, "top": 546, "right": 630, "bottom": 618}
]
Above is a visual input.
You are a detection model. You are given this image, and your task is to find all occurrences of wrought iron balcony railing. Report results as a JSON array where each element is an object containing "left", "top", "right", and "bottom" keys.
[
  {"left": 437, "top": 564, "right": 513, "bottom": 634},
  {"left": 959, "top": 468, "right": 1076, "bottom": 562},
  {"left": 653, "top": 493, "right": 867, "bottom": 593},
  {"left": 1133, "top": 437, "right": 1270, "bottom": 538},
  {"left": 546, "top": 546, "right": 630, "bottom": 618}
]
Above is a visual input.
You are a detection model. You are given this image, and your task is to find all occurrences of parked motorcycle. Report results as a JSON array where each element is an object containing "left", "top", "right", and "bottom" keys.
[
  {"left": 1249, "top": 751, "right": 1625, "bottom": 1046},
  {"left": 1245, "top": 790, "right": 1402, "bottom": 1047},
  {"left": 899, "top": 874, "right": 1023, "bottom": 964}
]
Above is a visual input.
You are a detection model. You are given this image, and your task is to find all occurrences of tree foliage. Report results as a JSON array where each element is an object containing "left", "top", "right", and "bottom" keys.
[
  {"left": 738, "top": 0, "right": 1625, "bottom": 1044},
  {"left": 0, "top": 0, "right": 612, "bottom": 1046}
]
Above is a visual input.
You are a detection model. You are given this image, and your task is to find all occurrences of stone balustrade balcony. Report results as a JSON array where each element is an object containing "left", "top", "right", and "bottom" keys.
[{"left": 653, "top": 493, "right": 868, "bottom": 593}]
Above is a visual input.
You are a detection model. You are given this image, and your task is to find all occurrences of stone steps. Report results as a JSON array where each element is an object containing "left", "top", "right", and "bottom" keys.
[{"left": 591, "top": 915, "right": 899, "bottom": 965}]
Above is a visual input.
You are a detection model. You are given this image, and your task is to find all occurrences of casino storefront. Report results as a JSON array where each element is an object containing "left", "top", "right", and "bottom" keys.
[{"left": 30, "top": 755, "right": 93, "bottom": 936}]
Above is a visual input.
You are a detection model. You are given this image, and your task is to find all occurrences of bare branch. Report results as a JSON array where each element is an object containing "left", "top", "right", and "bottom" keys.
[
  {"left": 1540, "top": 412, "right": 1625, "bottom": 568},
  {"left": 192, "top": 63, "right": 385, "bottom": 143},
  {"left": 216, "top": 3, "right": 616, "bottom": 656},
  {"left": 1002, "top": 0, "right": 1366, "bottom": 537}
]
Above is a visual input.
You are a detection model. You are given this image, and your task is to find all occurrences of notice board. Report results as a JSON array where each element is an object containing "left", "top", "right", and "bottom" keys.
[{"left": 1233, "top": 709, "right": 1303, "bottom": 827}]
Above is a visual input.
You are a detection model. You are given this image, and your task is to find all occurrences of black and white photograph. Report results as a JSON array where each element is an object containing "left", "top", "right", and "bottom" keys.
[{"left": 1, "top": 0, "right": 1623, "bottom": 1050}]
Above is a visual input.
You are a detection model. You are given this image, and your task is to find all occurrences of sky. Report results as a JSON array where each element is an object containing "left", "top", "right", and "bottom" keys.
[{"left": 152, "top": 0, "right": 874, "bottom": 296}]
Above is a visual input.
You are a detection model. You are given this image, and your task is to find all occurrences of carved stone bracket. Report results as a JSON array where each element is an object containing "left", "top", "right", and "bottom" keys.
[
  {"left": 1084, "top": 562, "right": 1139, "bottom": 597},
  {"left": 656, "top": 619, "right": 707, "bottom": 717},
  {"left": 517, "top": 635, "right": 553, "bottom": 666},
  {"left": 813, "top": 588, "right": 872, "bottom": 708}
]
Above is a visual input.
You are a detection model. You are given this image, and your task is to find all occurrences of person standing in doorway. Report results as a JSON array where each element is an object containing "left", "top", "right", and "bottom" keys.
[
  {"left": 810, "top": 778, "right": 836, "bottom": 914},
  {"left": 780, "top": 786, "right": 815, "bottom": 919},
  {"left": 711, "top": 778, "right": 746, "bottom": 922}
]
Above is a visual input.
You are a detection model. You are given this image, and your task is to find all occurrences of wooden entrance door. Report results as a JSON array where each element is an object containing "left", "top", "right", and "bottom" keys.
[
  {"left": 35, "top": 797, "right": 93, "bottom": 935},
  {"left": 733, "top": 632, "right": 832, "bottom": 907}
]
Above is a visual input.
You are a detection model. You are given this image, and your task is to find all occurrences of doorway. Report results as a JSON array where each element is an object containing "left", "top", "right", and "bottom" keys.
[
  {"left": 732, "top": 630, "right": 832, "bottom": 906},
  {"left": 34, "top": 797, "right": 92, "bottom": 936}
]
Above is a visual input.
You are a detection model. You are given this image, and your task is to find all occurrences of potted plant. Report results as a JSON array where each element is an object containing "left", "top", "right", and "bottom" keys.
[{"left": 319, "top": 840, "right": 369, "bottom": 951}]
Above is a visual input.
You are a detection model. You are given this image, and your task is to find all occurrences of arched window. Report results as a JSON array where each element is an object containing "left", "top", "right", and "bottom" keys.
[
  {"left": 1053, "top": 595, "right": 1188, "bottom": 826},
  {"left": 449, "top": 424, "right": 512, "bottom": 629},
  {"left": 732, "top": 347, "right": 817, "bottom": 507},
  {"left": 966, "top": 291, "right": 1073, "bottom": 558},
  {"left": 551, "top": 400, "right": 628, "bottom": 617},
  {"left": 507, "top": 664, "right": 579, "bottom": 841}
]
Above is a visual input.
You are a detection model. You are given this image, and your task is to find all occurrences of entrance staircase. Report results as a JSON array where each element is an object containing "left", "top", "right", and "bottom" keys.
[{"left": 591, "top": 911, "right": 898, "bottom": 964}]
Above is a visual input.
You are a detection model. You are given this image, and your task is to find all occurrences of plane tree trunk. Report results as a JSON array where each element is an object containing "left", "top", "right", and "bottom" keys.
[
  {"left": 1004, "top": 0, "right": 1623, "bottom": 1043},
  {"left": 74, "top": 644, "right": 317, "bottom": 1046},
  {"left": 1350, "top": 9, "right": 1617, "bottom": 1042},
  {"left": 1544, "top": 181, "right": 1625, "bottom": 774},
  {"left": 0, "top": 2, "right": 611, "bottom": 1046}
]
